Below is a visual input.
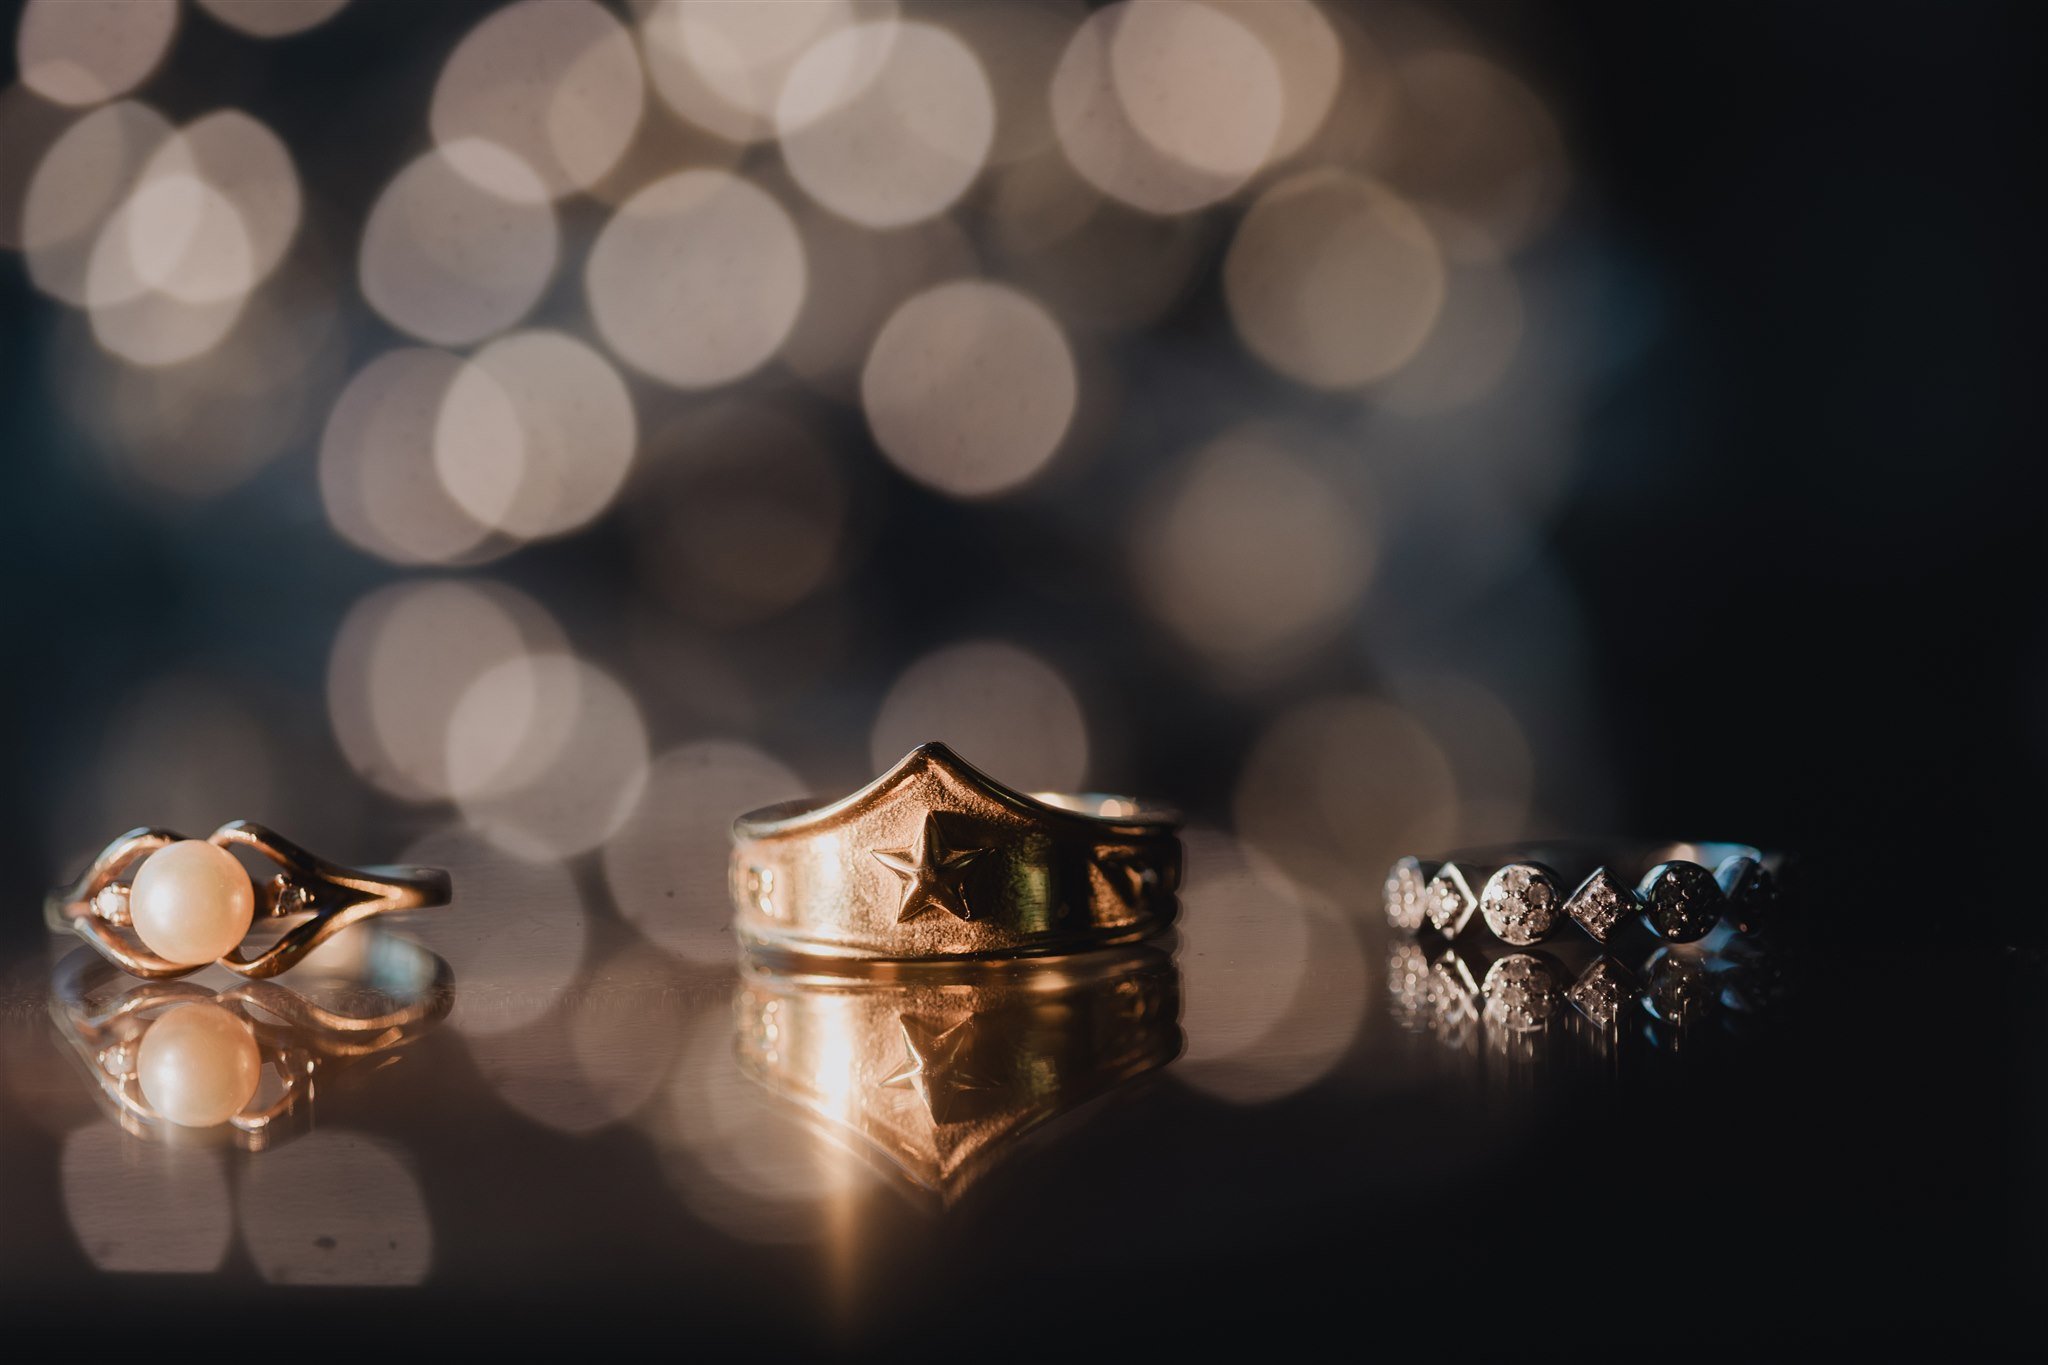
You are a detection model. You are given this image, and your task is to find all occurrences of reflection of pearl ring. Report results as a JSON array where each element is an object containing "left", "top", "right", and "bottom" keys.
[
  {"left": 730, "top": 743, "right": 1181, "bottom": 961},
  {"left": 50, "top": 934, "right": 452, "bottom": 1142},
  {"left": 1384, "top": 841, "right": 1783, "bottom": 946},
  {"left": 46, "top": 821, "right": 453, "bottom": 979}
]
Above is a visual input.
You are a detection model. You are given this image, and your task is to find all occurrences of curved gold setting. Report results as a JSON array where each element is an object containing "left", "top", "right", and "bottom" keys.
[
  {"left": 736, "top": 946, "right": 1181, "bottom": 1202},
  {"left": 730, "top": 743, "right": 1182, "bottom": 961},
  {"left": 50, "top": 935, "right": 453, "bottom": 1149},
  {"left": 46, "top": 820, "right": 452, "bottom": 980}
]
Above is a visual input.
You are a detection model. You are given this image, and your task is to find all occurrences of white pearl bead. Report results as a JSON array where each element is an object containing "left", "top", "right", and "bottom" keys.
[
  {"left": 135, "top": 1001, "right": 262, "bottom": 1127},
  {"left": 128, "top": 839, "right": 256, "bottom": 968}
]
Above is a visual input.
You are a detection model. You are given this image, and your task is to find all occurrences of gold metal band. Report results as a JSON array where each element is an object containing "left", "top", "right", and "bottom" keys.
[{"left": 729, "top": 743, "right": 1181, "bottom": 962}]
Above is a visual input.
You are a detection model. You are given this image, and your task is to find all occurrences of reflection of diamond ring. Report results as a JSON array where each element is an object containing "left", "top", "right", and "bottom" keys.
[
  {"left": 735, "top": 945, "right": 1180, "bottom": 1200},
  {"left": 50, "top": 933, "right": 452, "bottom": 1144},
  {"left": 1383, "top": 841, "right": 1782, "bottom": 946},
  {"left": 730, "top": 743, "right": 1181, "bottom": 961},
  {"left": 46, "top": 822, "right": 453, "bottom": 979}
]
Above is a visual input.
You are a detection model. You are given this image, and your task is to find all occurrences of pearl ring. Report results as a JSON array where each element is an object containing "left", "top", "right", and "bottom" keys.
[{"left": 46, "top": 821, "right": 452, "bottom": 980}]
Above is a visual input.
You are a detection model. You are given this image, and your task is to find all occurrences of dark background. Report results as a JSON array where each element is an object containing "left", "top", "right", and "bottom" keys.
[{"left": 0, "top": 1, "right": 2039, "bottom": 1357}]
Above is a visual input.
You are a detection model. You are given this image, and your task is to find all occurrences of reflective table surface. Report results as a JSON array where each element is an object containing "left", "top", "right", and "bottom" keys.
[{"left": 2, "top": 825, "right": 2038, "bottom": 1359}]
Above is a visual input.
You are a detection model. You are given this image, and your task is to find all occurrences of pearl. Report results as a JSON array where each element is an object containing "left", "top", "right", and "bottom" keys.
[
  {"left": 128, "top": 839, "right": 256, "bottom": 967},
  {"left": 135, "top": 1001, "right": 262, "bottom": 1128}
]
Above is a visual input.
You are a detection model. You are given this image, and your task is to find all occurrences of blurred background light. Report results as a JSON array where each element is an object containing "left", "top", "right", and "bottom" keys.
[
  {"left": 603, "top": 740, "right": 803, "bottom": 964},
  {"left": 435, "top": 329, "right": 640, "bottom": 542},
  {"left": 61, "top": 1128, "right": 231, "bottom": 1273},
  {"left": 869, "top": 640, "right": 1089, "bottom": 793},
  {"left": 359, "top": 141, "right": 557, "bottom": 346},
  {"left": 586, "top": 167, "right": 805, "bottom": 387},
  {"left": 1224, "top": 168, "right": 1445, "bottom": 389},
  {"left": 776, "top": 20, "right": 993, "bottom": 229},
  {"left": 236, "top": 1132, "right": 432, "bottom": 1286},
  {"left": 1051, "top": 0, "right": 1280, "bottom": 215},
  {"left": 862, "top": 279, "right": 1076, "bottom": 497},
  {"left": 431, "top": 0, "right": 645, "bottom": 202},
  {"left": 194, "top": 0, "right": 349, "bottom": 40},
  {"left": 17, "top": 0, "right": 178, "bottom": 108}
]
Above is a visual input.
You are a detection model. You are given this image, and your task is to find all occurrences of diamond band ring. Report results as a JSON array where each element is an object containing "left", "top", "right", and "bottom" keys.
[
  {"left": 729, "top": 743, "right": 1181, "bottom": 962},
  {"left": 47, "top": 822, "right": 453, "bottom": 979},
  {"left": 1383, "top": 842, "right": 1782, "bottom": 946}
]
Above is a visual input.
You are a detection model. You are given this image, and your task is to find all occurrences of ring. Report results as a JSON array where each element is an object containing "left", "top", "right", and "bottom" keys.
[
  {"left": 46, "top": 821, "right": 453, "bottom": 980},
  {"left": 50, "top": 934, "right": 451, "bottom": 1143},
  {"left": 729, "top": 743, "right": 1181, "bottom": 961},
  {"left": 1383, "top": 841, "right": 1782, "bottom": 945},
  {"left": 736, "top": 945, "right": 1180, "bottom": 1199}
]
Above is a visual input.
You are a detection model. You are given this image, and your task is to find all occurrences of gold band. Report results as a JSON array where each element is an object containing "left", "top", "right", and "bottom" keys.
[{"left": 729, "top": 743, "right": 1181, "bottom": 962}]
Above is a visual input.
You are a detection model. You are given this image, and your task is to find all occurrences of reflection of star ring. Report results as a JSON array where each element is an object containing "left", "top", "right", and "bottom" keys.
[{"left": 729, "top": 743, "right": 1181, "bottom": 961}]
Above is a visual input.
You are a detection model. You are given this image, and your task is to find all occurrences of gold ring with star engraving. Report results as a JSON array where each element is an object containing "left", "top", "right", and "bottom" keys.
[{"left": 729, "top": 743, "right": 1181, "bottom": 962}]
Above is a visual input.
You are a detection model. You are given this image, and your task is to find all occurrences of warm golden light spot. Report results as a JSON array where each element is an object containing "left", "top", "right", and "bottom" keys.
[
  {"left": 586, "top": 168, "right": 806, "bottom": 388},
  {"left": 18, "top": 0, "right": 178, "bottom": 108},
  {"left": 435, "top": 329, "right": 639, "bottom": 541},
  {"left": 1135, "top": 425, "right": 1375, "bottom": 669},
  {"left": 777, "top": 21, "right": 993, "bottom": 228},
  {"left": 431, "top": 0, "right": 645, "bottom": 201},
  {"left": 1224, "top": 167, "right": 1445, "bottom": 388},
  {"left": 359, "top": 141, "right": 558, "bottom": 346},
  {"left": 195, "top": 0, "right": 349, "bottom": 39},
  {"left": 1051, "top": 0, "right": 1281, "bottom": 215},
  {"left": 871, "top": 640, "right": 1089, "bottom": 793},
  {"left": 862, "top": 279, "right": 1076, "bottom": 498}
]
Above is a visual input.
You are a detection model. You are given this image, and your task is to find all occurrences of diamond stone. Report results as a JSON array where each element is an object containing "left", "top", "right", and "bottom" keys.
[
  {"left": 1383, "top": 857, "right": 1431, "bottom": 933},
  {"left": 1643, "top": 948, "right": 1716, "bottom": 1031},
  {"left": 1386, "top": 940, "right": 1431, "bottom": 1030},
  {"left": 1481, "top": 954, "right": 1564, "bottom": 1032},
  {"left": 1640, "top": 861, "right": 1724, "bottom": 942},
  {"left": 1564, "top": 868, "right": 1636, "bottom": 943},
  {"left": 1424, "top": 864, "right": 1477, "bottom": 936},
  {"left": 1479, "top": 864, "right": 1559, "bottom": 945},
  {"left": 1566, "top": 957, "right": 1639, "bottom": 1032}
]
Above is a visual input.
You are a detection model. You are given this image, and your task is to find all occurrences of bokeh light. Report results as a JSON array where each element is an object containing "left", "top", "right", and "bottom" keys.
[
  {"left": 61, "top": 1128, "right": 231, "bottom": 1272},
  {"left": 1051, "top": 0, "right": 1281, "bottom": 215},
  {"left": 586, "top": 168, "right": 805, "bottom": 388},
  {"left": 328, "top": 578, "right": 568, "bottom": 802},
  {"left": 237, "top": 1132, "right": 432, "bottom": 1286},
  {"left": 777, "top": 21, "right": 993, "bottom": 229},
  {"left": 604, "top": 741, "right": 802, "bottom": 963},
  {"left": 640, "top": 0, "right": 897, "bottom": 147},
  {"left": 435, "top": 329, "right": 639, "bottom": 542},
  {"left": 22, "top": 99, "right": 174, "bottom": 306},
  {"left": 862, "top": 279, "right": 1076, "bottom": 497},
  {"left": 359, "top": 141, "right": 557, "bottom": 346},
  {"left": 195, "top": 0, "right": 349, "bottom": 40},
  {"left": 17, "top": 0, "right": 178, "bottom": 108},
  {"left": 1135, "top": 424, "right": 1376, "bottom": 670},
  {"left": 431, "top": 0, "right": 646, "bottom": 201},
  {"left": 1224, "top": 168, "right": 1446, "bottom": 389},
  {"left": 447, "top": 653, "right": 652, "bottom": 860},
  {"left": 870, "top": 640, "right": 1088, "bottom": 792}
]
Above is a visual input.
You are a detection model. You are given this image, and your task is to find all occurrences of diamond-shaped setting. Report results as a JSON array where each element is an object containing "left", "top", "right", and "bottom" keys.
[
  {"left": 1566, "top": 957, "right": 1639, "bottom": 1031},
  {"left": 1424, "top": 864, "right": 1477, "bottom": 936},
  {"left": 1479, "top": 863, "right": 1559, "bottom": 945},
  {"left": 1383, "top": 856, "right": 1432, "bottom": 933},
  {"left": 1481, "top": 953, "right": 1564, "bottom": 1033},
  {"left": 1424, "top": 950, "right": 1481, "bottom": 1046},
  {"left": 1564, "top": 868, "right": 1637, "bottom": 943},
  {"left": 1640, "top": 861, "right": 1724, "bottom": 942}
]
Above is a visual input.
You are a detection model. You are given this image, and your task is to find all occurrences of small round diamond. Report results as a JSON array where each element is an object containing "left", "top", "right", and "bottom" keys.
[
  {"left": 1383, "top": 856, "right": 1429, "bottom": 932},
  {"left": 1642, "top": 861, "right": 1723, "bottom": 942},
  {"left": 1479, "top": 863, "right": 1558, "bottom": 944},
  {"left": 1481, "top": 954, "right": 1563, "bottom": 1032}
]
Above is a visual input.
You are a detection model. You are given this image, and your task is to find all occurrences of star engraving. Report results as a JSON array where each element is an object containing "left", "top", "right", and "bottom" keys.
[
  {"left": 882, "top": 1012, "right": 1005, "bottom": 1125},
  {"left": 872, "top": 814, "right": 987, "bottom": 924}
]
